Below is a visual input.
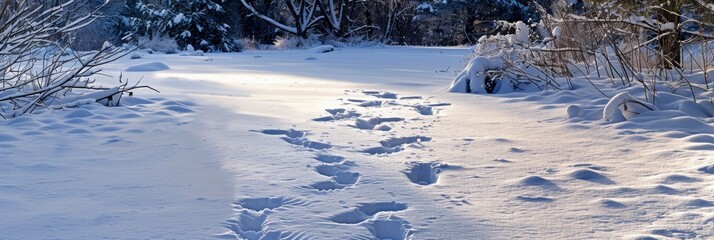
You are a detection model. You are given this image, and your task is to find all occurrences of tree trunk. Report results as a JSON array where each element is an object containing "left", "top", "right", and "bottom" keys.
[{"left": 658, "top": 1, "right": 681, "bottom": 69}]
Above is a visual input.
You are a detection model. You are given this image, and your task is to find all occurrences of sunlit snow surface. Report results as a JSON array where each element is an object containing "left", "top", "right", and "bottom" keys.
[{"left": 1, "top": 47, "right": 712, "bottom": 239}]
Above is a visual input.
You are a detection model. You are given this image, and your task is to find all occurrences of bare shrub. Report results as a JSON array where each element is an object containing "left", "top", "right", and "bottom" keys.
[{"left": 0, "top": 0, "right": 154, "bottom": 118}]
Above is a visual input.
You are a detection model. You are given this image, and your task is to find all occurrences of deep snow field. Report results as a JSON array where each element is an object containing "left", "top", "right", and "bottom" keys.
[{"left": 1, "top": 46, "right": 712, "bottom": 240}]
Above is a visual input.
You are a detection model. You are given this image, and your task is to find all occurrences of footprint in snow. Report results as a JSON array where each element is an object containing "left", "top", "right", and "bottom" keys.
[
  {"left": 306, "top": 154, "right": 359, "bottom": 191},
  {"left": 315, "top": 164, "right": 359, "bottom": 184},
  {"left": 359, "top": 100, "right": 385, "bottom": 108},
  {"left": 351, "top": 117, "right": 404, "bottom": 131},
  {"left": 312, "top": 108, "right": 361, "bottom": 122},
  {"left": 233, "top": 197, "right": 309, "bottom": 212},
  {"left": 362, "top": 213, "right": 414, "bottom": 240},
  {"left": 362, "top": 136, "right": 432, "bottom": 155},
  {"left": 698, "top": 165, "right": 714, "bottom": 174},
  {"left": 362, "top": 90, "right": 398, "bottom": 99},
  {"left": 313, "top": 154, "right": 345, "bottom": 163},
  {"left": 221, "top": 197, "right": 312, "bottom": 240},
  {"left": 402, "top": 162, "right": 441, "bottom": 186},
  {"left": 255, "top": 129, "right": 333, "bottom": 150},
  {"left": 329, "top": 201, "right": 407, "bottom": 224},
  {"left": 411, "top": 103, "right": 451, "bottom": 116}
]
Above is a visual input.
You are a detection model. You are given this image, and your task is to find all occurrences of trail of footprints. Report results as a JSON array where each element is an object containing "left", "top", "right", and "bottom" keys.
[{"left": 223, "top": 90, "right": 452, "bottom": 239}]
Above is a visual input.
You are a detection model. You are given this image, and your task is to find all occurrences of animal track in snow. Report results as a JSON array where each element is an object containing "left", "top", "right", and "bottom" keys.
[
  {"left": 402, "top": 162, "right": 441, "bottom": 186},
  {"left": 329, "top": 201, "right": 408, "bottom": 224}
]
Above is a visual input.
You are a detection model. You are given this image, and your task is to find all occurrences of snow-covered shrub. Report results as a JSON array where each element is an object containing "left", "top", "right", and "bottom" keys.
[
  {"left": 274, "top": 34, "right": 323, "bottom": 49},
  {"left": 452, "top": 2, "right": 714, "bottom": 124},
  {"left": 452, "top": 20, "right": 561, "bottom": 94},
  {"left": 138, "top": 35, "right": 179, "bottom": 54},
  {"left": 234, "top": 38, "right": 260, "bottom": 51},
  {"left": 118, "top": 0, "right": 239, "bottom": 52},
  {"left": 324, "top": 36, "right": 382, "bottom": 48},
  {"left": 0, "top": 1, "right": 154, "bottom": 118},
  {"left": 450, "top": 57, "right": 506, "bottom": 93}
]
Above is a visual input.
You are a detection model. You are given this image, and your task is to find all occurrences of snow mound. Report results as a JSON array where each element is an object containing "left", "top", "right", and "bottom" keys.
[
  {"left": 449, "top": 56, "right": 505, "bottom": 93},
  {"left": 566, "top": 105, "right": 585, "bottom": 119},
  {"left": 180, "top": 50, "right": 204, "bottom": 56},
  {"left": 603, "top": 92, "right": 656, "bottom": 122},
  {"left": 125, "top": 62, "right": 170, "bottom": 72},
  {"left": 307, "top": 45, "right": 335, "bottom": 53}
]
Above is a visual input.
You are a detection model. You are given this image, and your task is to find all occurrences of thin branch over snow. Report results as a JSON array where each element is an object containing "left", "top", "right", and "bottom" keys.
[{"left": 0, "top": 0, "right": 154, "bottom": 118}]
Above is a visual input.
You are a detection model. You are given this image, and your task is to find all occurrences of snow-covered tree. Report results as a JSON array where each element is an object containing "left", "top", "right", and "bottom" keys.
[
  {"left": 118, "top": 0, "right": 239, "bottom": 52},
  {"left": 412, "top": 0, "right": 542, "bottom": 45}
]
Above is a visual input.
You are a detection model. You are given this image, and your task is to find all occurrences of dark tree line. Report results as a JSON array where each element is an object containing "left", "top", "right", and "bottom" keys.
[{"left": 106, "top": 0, "right": 565, "bottom": 51}]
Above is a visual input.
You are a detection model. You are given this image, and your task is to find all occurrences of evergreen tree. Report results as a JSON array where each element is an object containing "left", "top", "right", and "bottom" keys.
[{"left": 117, "top": 0, "right": 239, "bottom": 52}]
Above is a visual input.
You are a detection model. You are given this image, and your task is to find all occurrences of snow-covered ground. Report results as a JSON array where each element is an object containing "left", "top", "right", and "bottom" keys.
[{"left": 1, "top": 46, "right": 712, "bottom": 239}]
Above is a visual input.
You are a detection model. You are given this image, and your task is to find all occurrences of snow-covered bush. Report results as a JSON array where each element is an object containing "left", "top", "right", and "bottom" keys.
[
  {"left": 451, "top": 20, "right": 561, "bottom": 94},
  {"left": 453, "top": 1, "right": 714, "bottom": 123},
  {"left": 274, "top": 34, "right": 323, "bottom": 49},
  {"left": 138, "top": 35, "right": 179, "bottom": 54},
  {"left": 0, "top": 0, "right": 153, "bottom": 118},
  {"left": 234, "top": 38, "right": 260, "bottom": 51},
  {"left": 118, "top": 0, "right": 239, "bottom": 52}
]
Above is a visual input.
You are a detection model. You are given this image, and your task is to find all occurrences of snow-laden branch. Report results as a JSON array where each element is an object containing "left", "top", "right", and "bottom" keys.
[
  {"left": 0, "top": 0, "right": 152, "bottom": 118},
  {"left": 240, "top": 0, "right": 298, "bottom": 34}
]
